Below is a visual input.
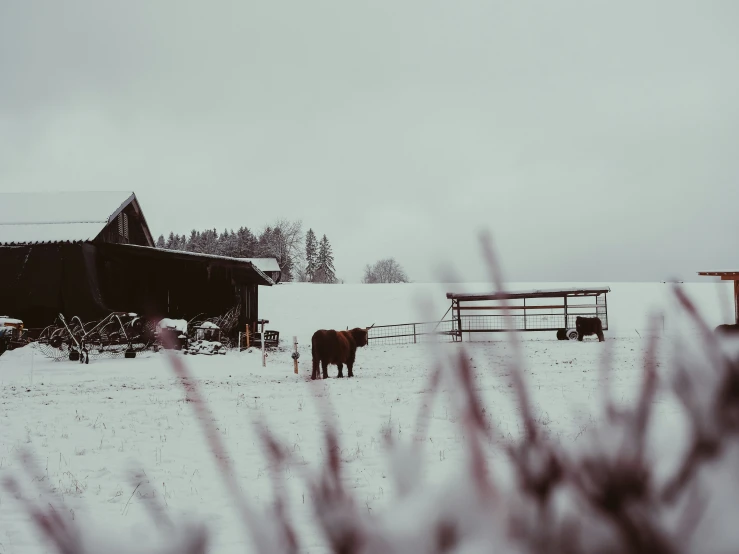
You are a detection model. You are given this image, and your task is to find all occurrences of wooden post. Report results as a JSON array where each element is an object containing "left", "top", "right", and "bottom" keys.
[
  {"left": 293, "top": 336, "right": 299, "bottom": 374},
  {"left": 413, "top": 324, "right": 416, "bottom": 344},
  {"left": 261, "top": 320, "right": 266, "bottom": 367},
  {"left": 734, "top": 279, "right": 739, "bottom": 325},
  {"left": 245, "top": 324, "right": 251, "bottom": 348},
  {"left": 455, "top": 300, "right": 463, "bottom": 342}
]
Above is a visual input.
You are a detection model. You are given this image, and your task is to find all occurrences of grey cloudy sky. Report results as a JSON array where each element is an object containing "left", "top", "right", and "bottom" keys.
[{"left": 1, "top": 1, "right": 737, "bottom": 283}]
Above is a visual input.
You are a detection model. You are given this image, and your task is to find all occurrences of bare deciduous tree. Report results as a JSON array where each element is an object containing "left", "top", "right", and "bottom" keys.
[
  {"left": 362, "top": 257, "right": 409, "bottom": 283},
  {"left": 272, "top": 218, "right": 304, "bottom": 264},
  {"left": 257, "top": 219, "right": 304, "bottom": 281}
]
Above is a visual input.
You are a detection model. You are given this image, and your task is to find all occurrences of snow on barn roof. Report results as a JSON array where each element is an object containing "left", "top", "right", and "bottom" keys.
[
  {"left": 0, "top": 191, "right": 137, "bottom": 245},
  {"left": 243, "top": 257, "right": 281, "bottom": 273}
]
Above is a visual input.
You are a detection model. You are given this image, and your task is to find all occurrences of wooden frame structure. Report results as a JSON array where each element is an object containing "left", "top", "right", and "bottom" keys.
[
  {"left": 697, "top": 271, "right": 739, "bottom": 324},
  {"left": 446, "top": 287, "right": 610, "bottom": 341}
]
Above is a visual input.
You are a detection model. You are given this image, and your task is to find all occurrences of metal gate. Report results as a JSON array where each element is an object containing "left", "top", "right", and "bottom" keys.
[{"left": 366, "top": 319, "right": 460, "bottom": 346}]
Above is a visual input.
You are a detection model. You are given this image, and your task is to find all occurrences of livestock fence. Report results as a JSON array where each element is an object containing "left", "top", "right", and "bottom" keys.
[
  {"left": 366, "top": 319, "right": 460, "bottom": 346},
  {"left": 366, "top": 287, "right": 610, "bottom": 346},
  {"left": 454, "top": 293, "right": 608, "bottom": 333}
]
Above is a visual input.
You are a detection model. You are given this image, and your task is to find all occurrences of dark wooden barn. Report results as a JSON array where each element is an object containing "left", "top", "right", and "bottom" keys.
[{"left": 0, "top": 191, "right": 274, "bottom": 333}]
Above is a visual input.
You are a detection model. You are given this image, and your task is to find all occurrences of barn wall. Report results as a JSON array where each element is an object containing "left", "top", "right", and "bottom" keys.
[
  {"left": 243, "top": 284, "right": 259, "bottom": 332},
  {"left": 0, "top": 244, "right": 112, "bottom": 328},
  {"left": 94, "top": 246, "right": 247, "bottom": 327},
  {"left": 0, "top": 243, "right": 264, "bottom": 334}
]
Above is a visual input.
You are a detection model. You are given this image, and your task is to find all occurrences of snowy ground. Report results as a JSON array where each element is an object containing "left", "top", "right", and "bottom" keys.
[{"left": 0, "top": 281, "right": 731, "bottom": 553}]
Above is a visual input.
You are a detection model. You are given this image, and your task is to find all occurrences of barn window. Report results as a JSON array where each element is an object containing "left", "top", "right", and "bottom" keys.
[{"left": 117, "top": 212, "right": 129, "bottom": 242}]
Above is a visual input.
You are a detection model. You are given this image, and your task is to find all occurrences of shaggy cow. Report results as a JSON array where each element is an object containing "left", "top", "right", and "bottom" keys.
[
  {"left": 311, "top": 327, "right": 370, "bottom": 380},
  {"left": 576, "top": 316, "right": 605, "bottom": 342}
]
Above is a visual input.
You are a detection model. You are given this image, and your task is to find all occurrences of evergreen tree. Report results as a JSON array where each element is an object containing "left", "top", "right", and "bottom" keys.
[
  {"left": 198, "top": 229, "right": 217, "bottom": 254},
  {"left": 187, "top": 230, "right": 198, "bottom": 252},
  {"left": 257, "top": 227, "right": 274, "bottom": 258},
  {"left": 156, "top": 235, "right": 165, "bottom": 248},
  {"left": 219, "top": 229, "right": 238, "bottom": 257},
  {"left": 305, "top": 228, "right": 318, "bottom": 282},
  {"left": 235, "top": 227, "right": 257, "bottom": 258},
  {"left": 315, "top": 234, "right": 337, "bottom": 283},
  {"left": 165, "top": 232, "right": 176, "bottom": 249}
]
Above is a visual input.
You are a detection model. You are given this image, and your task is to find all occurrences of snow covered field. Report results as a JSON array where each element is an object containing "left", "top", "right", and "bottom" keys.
[
  {"left": 0, "top": 281, "right": 733, "bottom": 553},
  {"left": 259, "top": 281, "right": 736, "bottom": 343}
]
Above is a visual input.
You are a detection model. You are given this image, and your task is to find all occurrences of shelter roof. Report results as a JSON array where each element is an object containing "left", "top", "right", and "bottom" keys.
[
  {"left": 446, "top": 287, "right": 611, "bottom": 301},
  {"left": 698, "top": 271, "right": 739, "bottom": 279}
]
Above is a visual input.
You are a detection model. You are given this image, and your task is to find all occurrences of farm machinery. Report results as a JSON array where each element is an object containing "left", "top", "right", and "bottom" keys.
[
  {"left": 32, "top": 312, "right": 156, "bottom": 363},
  {"left": 6, "top": 302, "right": 252, "bottom": 361},
  {"left": 0, "top": 316, "right": 26, "bottom": 355}
]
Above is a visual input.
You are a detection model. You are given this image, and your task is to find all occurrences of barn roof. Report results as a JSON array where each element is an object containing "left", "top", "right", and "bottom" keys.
[
  {"left": 243, "top": 257, "right": 281, "bottom": 273},
  {"left": 0, "top": 191, "right": 150, "bottom": 245},
  {"left": 107, "top": 243, "right": 275, "bottom": 286}
]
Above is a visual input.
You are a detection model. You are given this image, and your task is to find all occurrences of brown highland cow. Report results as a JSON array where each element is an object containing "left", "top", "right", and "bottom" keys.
[{"left": 311, "top": 327, "right": 370, "bottom": 379}]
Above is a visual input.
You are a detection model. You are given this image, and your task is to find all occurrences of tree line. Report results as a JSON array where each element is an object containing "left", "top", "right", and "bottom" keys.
[
  {"left": 155, "top": 219, "right": 338, "bottom": 283},
  {"left": 156, "top": 220, "right": 407, "bottom": 283}
]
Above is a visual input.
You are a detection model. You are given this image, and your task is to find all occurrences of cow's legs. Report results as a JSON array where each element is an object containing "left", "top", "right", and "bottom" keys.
[
  {"left": 597, "top": 330, "right": 605, "bottom": 342},
  {"left": 337, "top": 363, "right": 344, "bottom": 378},
  {"left": 321, "top": 361, "right": 329, "bottom": 379},
  {"left": 347, "top": 363, "right": 354, "bottom": 378},
  {"left": 312, "top": 359, "right": 320, "bottom": 380}
]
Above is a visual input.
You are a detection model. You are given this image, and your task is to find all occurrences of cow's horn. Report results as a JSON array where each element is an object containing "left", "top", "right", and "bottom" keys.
[{"left": 368, "top": 323, "right": 375, "bottom": 329}]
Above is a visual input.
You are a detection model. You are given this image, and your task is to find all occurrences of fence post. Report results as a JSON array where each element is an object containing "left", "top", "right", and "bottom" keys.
[
  {"left": 261, "top": 320, "right": 266, "bottom": 368},
  {"left": 293, "top": 336, "right": 299, "bottom": 374},
  {"left": 413, "top": 324, "right": 417, "bottom": 344}
]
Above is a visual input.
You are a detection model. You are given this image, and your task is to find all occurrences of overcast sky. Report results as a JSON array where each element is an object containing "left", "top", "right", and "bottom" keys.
[{"left": 1, "top": 1, "right": 737, "bottom": 283}]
